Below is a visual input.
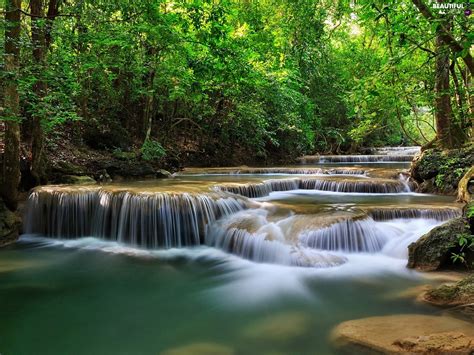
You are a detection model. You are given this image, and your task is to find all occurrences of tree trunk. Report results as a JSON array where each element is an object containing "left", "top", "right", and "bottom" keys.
[
  {"left": 457, "top": 166, "right": 474, "bottom": 203},
  {"left": 434, "top": 21, "right": 453, "bottom": 148},
  {"left": 1, "top": 0, "right": 22, "bottom": 210},
  {"left": 30, "top": 0, "right": 47, "bottom": 185}
]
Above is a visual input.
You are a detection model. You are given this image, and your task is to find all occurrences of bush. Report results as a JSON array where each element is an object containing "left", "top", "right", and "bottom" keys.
[{"left": 140, "top": 139, "right": 166, "bottom": 161}]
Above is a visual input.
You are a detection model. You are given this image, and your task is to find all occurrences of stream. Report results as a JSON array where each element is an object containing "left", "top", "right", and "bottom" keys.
[{"left": 0, "top": 147, "right": 463, "bottom": 354}]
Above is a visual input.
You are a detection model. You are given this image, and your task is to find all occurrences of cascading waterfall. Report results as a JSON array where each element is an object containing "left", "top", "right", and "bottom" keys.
[
  {"left": 299, "top": 178, "right": 409, "bottom": 193},
  {"left": 368, "top": 208, "right": 460, "bottom": 221},
  {"left": 25, "top": 188, "right": 246, "bottom": 248},
  {"left": 205, "top": 210, "right": 348, "bottom": 267},
  {"left": 22, "top": 146, "right": 460, "bottom": 269},
  {"left": 299, "top": 218, "right": 392, "bottom": 253},
  {"left": 365, "top": 146, "right": 421, "bottom": 156},
  {"left": 215, "top": 177, "right": 411, "bottom": 197},
  {"left": 213, "top": 179, "right": 300, "bottom": 198},
  {"left": 299, "top": 154, "right": 415, "bottom": 163}
]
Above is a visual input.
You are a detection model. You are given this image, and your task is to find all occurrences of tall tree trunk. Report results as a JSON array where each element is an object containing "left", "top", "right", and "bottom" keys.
[
  {"left": 434, "top": 21, "right": 453, "bottom": 148},
  {"left": 1, "top": 0, "right": 22, "bottom": 210},
  {"left": 30, "top": 0, "right": 47, "bottom": 185}
]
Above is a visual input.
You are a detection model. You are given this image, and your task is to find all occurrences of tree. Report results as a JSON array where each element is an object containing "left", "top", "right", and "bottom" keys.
[{"left": 1, "top": 0, "right": 22, "bottom": 210}]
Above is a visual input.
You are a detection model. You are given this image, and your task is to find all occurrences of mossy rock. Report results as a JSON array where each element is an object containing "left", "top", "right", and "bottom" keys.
[
  {"left": 411, "top": 144, "right": 474, "bottom": 194},
  {"left": 0, "top": 199, "right": 21, "bottom": 247},
  {"left": 58, "top": 175, "right": 97, "bottom": 185},
  {"left": 425, "top": 274, "right": 474, "bottom": 307},
  {"left": 407, "top": 217, "right": 473, "bottom": 271}
]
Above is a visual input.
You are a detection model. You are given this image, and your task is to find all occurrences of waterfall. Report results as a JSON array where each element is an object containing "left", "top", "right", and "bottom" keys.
[
  {"left": 214, "top": 179, "right": 300, "bottom": 198},
  {"left": 215, "top": 177, "right": 410, "bottom": 197},
  {"left": 299, "top": 154, "right": 414, "bottom": 163},
  {"left": 205, "top": 210, "right": 348, "bottom": 267},
  {"left": 25, "top": 188, "right": 246, "bottom": 248},
  {"left": 299, "top": 218, "right": 392, "bottom": 253},
  {"left": 366, "top": 146, "right": 421, "bottom": 156},
  {"left": 368, "top": 208, "right": 461, "bottom": 221},
  {"left": 299, "top": 178, "right": 408, "bottom": 193}
]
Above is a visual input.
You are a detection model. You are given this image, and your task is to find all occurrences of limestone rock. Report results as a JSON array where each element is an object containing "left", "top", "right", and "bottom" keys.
[
  {"left": 331, "top": 314, "right": 474, "bottom": 354},
  {"left": 0, "top": 199, "right": 20, "bottom": 246},
  {"left": 407, "top": 217, "right": 472, "bottom": 271}
]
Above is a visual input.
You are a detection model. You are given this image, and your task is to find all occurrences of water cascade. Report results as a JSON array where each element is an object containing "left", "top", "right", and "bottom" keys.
[
  {"left": 22, "top": 146, "right": 461, "bottom": 269},
  {"left": 25, "top": 188, "right": 246, "bottom": 248},
  {"left": 368, "top": 208, "right": 460, "bottom": 221},
  {"left": 299, "top": 218, "right": 391, "bottom": 252},
  {"left": 215, "top": 176, "right": 411, "bottom": 198},
  {"left": 299, "top": 154, "right": 415, "bottom": 164}
]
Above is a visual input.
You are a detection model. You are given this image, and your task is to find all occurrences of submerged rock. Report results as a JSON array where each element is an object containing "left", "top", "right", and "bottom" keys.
[
  {"left": 242, "top": 312, "right": 311, "bottom": 342},
  {"left": 0, "top": 199, "right": 21, "bottom": 247},
  {"left": 407, "top": 217, "right": 472, "bottom": 271},
  {"left": 161, "top": 342, "right": 234, "bottom": 355},
  {"left": 331, "top": 314, "right": 474, "bottom": 354}
]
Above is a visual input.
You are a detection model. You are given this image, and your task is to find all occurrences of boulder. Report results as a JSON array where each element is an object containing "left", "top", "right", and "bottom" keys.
[
  {"left": 156, "top": 169, "right": 172, "bottom": 178},
  {"left": 407, "top": 217, "right": 472, "bottom": 271},
  {"left": 331, "top": 314, "right": 474, "bottom": 354},
  {"left": 0, "top": 199, "right": 21, "bottom": 247}
]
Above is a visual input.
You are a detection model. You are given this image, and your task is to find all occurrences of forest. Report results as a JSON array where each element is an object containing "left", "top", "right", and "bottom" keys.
[
  {"left": 0, "top": 1, "right": 474, "bottom": 354},
  {"left": 1, "top": 1, "right": 472, "bottom": 200}
]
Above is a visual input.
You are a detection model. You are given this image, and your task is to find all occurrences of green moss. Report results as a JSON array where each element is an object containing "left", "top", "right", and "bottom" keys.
[
  {"left": 426, "top": 274, "right": 474, "bottom": 305},
  {"left": 412, "top": 144, "right": 474, "bottom": 194},
  {"left": 112, "top": 149, "right": 137, "bottom": 161}
]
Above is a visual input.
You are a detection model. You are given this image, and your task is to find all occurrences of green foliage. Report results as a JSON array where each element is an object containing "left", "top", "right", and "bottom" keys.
[
  {"left": 140, "top": 139, "right": 166, "bottom": 161},
  {"left": 6, "top": 0, "right": 471, "bottom": 161},
  {"left": 467, "top": 204, "right": 474, "bottom": 219},
  {"left": 451, "top": 233, "right": 474, "bottom": 268}
]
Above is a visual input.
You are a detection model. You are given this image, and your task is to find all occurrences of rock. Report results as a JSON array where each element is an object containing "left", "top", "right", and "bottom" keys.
[
  {"left": 161, "top": 342, "right": 234, "bottom": 355},
  {"left": 97, "top": 169, "right": 112, "bottom": 183},
  {"left": 242, "top": 312, "right": 311, "bottom": 342},
  {"left": 424, "top": 274, "right": 474, "bottom": 307},
  {"left": 0, "top": 199, "right": 20, "bottom": 247},
  {"left": 58, "top": 175, "right": 96, "bottom": 185},
  {"left": 156, "top": 169, "right": 172, "bottom": 178},
  {"left": 331, "top": 314, "right": 474, "bottom": 354},
  {"left": 411, "top": 144, "right": 474, "bottom": 195},
  {"left": 407, "top": 217, "right": 472, "bottom": 271}
]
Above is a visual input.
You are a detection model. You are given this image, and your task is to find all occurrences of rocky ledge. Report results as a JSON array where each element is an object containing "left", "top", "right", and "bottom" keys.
[{"left": 331, "top": 314, "right": 474, "bottom": 354}]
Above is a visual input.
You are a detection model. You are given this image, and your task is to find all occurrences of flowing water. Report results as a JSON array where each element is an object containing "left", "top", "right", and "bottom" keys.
[{"left": 0, "top": 147, "right": 463, "bottom": 354}]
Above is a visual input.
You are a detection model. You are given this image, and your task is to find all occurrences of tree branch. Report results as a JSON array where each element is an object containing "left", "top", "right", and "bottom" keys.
[{"left": 412, "top": 0, "right": 474, "bottom": 76}]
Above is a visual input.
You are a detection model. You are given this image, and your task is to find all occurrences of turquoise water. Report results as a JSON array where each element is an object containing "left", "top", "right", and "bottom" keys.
[{"left": 1, "top": 237, "right": 436, "bottom": 355}]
